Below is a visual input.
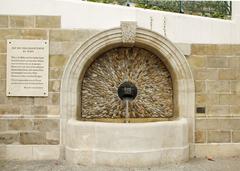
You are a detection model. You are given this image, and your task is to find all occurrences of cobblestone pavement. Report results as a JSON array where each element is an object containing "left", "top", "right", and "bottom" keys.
[{"left": 0, "top": 157, "right": 240, "bottom": 171}]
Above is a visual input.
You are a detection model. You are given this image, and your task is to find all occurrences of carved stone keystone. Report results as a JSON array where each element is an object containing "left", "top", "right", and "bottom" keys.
[{"left": 121, "top": 21, "right": 137, "bottom": 46}]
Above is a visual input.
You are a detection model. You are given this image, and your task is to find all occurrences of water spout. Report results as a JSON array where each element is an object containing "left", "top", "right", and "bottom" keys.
[
  {"left": 125, "top": 99, "right": 129, "bottom": 123},
  {"left": 117, "top": 81, "right": 137, "bottom": 123}
]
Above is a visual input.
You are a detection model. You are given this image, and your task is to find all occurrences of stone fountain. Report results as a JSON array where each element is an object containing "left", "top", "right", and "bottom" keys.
[{"left": 61, "top": 22, "right": 195, "bottom": 167}]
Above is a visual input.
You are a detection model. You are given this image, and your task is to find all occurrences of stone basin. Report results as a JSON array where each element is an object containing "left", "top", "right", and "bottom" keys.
[{"left": 65, "top": 118, "right": 189, "bottom": 167}]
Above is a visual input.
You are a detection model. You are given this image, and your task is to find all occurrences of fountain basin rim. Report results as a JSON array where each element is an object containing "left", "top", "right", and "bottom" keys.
[
  {"left": 66, "top": 117, "right": 189, "bottom": 166},
  {"left": 68, "top": 118, "right": 187, "bottom": 126}
]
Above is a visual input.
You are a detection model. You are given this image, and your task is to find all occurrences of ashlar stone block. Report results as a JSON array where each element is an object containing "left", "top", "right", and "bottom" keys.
[
  {"left": 0, "top": 104, "right": 20, "bottom": 114},
  {"left": 0, "top": 16, "right": 8, "bottom": 28},
  {"left": 33, "top": 119, "right": 59, "bottom": 132},
  {"left": 207, "top": 105, "right": 230, "bottom": 116},
  {"left": 20, "top": 132, "right": 46, "bottom": 144},
  {"left": 9, "top": 16, "right": 34, "bottom": 28},
  {"left": 233, "top": 131, "right": 240, "bottom": 143},
  {"left": 208, "top": 130, "right": 231, "bottom": 143},
  {"left": 207, "top": 57, "right": 228, "bottom": 68},
  {"left": 187, "top": 56, "right": 206, "bottom": 68},
  {"left": 206, "top": 81, "right": 230, "bottom": 94},
  {"left": 0, "top": 132, "right": 19, "bottom": 144},
  {"left": 195, "top": 81, "right": 205, "bottom": 93},
  {"left": 35, "top": 16, "right": 61, "bottom": 28},
  {"left": 8, "top": 119, "right": 33, "bottom": 131},
  {"left": 0, "top": 54, "right": 6, "bottom": 66},
  {"left": 219, "top": 69, "right": 237, "bottom": 80},
  {"left": 50, "top": 55, "right": 66, "bottom": 67},
  {"left": 0, "top": 40, "right": 6, "bottom": 53},
  {"left": 195, "top": 130, "right": 206, "bottom": 143}
]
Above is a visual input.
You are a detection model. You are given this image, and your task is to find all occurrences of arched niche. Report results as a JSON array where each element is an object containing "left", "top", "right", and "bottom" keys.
[{"left": 60, "top": 22, "right": 195, "bottom": 147}]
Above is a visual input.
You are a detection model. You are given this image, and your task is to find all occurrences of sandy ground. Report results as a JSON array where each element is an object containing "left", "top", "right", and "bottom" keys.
[{"left": 0, "top": 157, "right": 240, "bottom": 171}]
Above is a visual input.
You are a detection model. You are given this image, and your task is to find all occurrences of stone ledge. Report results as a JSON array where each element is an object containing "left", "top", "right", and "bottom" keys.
[{"left": 0, "top": 145, "right": 60, "bottom": 160}]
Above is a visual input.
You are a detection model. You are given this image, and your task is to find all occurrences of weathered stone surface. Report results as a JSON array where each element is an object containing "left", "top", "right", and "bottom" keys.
[
  {"left": 206, "top": 81, "right": 230, "bottom": 93},
  {"left": 8, "top": 119, "right": 32, "bottom": 131},
  {"left": 50, "top": 68, "right": 63, "bottom": 79},
  {"left": 195, "top": 130, "right": 206, "bottom": 143},
  {"left": 233, "top": 131, "right": 240, "bottom": 143},
  {"left": 34, "top": 97, "right": 48, "bottom": 106},
  {"left": 0, "top": 29, "right": 20, "bottom": 40},
  {"left": 191, "top": 44, "right": 236, "bottom": 56},
  {"left": 121, "top": 21, "right": 136, "bottom": 44},
  {"left": 0, "top": 80, "right": 6, "bottom": 92},
  {"left": 0, "top": 120, "right": 7, "bottom": 131},
  {"left": 20, "top": 29, "right": 47, "bottom": 39},
  {"left": 195, "top": 81, "right": 205, "bottom": 93},
  {"left": 48, "top": 93, "right": 60, "bottom": 105},
  {"left": 195, "top": 119, "right": 207, "bottom": 129},
  {"left": 7, "top": 97, "right": 34, "bottom": 105},
  {"left": 196, "top": 119, "right": 240, "bottom": 130},
  {"left": 49, "top": 80, "right": 61, "bottom": 92},
  {"left": 20, "top": 132, "right": 46, "bottom": 144},
  {"left": 0, "top": 16, "right": 8, "bottom": 28},
  {"left": 9, "top": 16, "right": 34, "bottom": 28},
  {"left": 19, "top": 105, "right": 32, "bottom": 115},
  {"left": 46, "top": 131, "right": 59, "bottom": 145},
  {"left": 47, "top": 105, "right": 59, "bottom": 115},
  {"left": 206, "top": 94, "right": 219, "bottom": 105},
  {"left": 230, "top": 105, "right": 240, "bottom": 115},
  {"left": 219, "top": 94, "right": 240, "bottom": 105},
  {"left": 0, "top": 54, "right": 6, "bottom": 66},
  {"left": 49, "top": 29, "right": 99, "bottom": 42},
  {"left": 35, "top": 16, "right": 61, "bottom": 28},
  {"left": 228, "top": 57, "right": 239, "bottom": 69},
  {"left": 207, "top": 57, "right": 228, "bottom": 68},
  {"left": 33, "top": 119, "right": 59, "bottom": 132},
  {"left": 219, "top": 69, "right": 237, "bottom": 80},
  {"left": 32, "top": 106, "right": 48, "bottom": 115},
  {"left": 0, "top": 68, "right": 5, "bottom": 79},
  {"left": 207, "top": 105, "right": 230, "bottom": 116},
  {"left": 230, "top": 81, "right": 240, "bottom": 94},
  {"left": 81, "top": 47, "right": 173, "bottom": 119},
  {"left": 219, "top": 119, "right": 240, "bottom": 130},
  {"left": 49, "top": 41, "right": 79, "bottom": 56},
  {"left": 0, "top": 29, "right": 47, "bottom": 40},
  {"left": 0, "top": 105, "right": 20, "bottom": 114},
  {"left": 49, "top": 55, "right": 66, "bottom": 67},
  {"left": 0, "top": 40, "right": 6, "bottom": 53},
  {"left": 196, "top": 94, "right": 206, "bottom": 105},
  {"left": 231, "top": 45, "right": 240, "bottom": 55},
  {"left": 0, "top": 93, "right": 6, "bottom": 104},
  {"left": 187, "top": 56, "right": 206, "bottom": 68},
  {"left": 208, "top": 130, "right": 231, "bottom": 143},
  {"left": 0, "top": 132, "right": 19, "bottom": 144},
  {"left": 193, "top": 69, "right": 218, "bottom": 80}
]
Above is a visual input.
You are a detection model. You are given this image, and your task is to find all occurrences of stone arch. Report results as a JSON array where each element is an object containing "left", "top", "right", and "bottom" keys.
[{"left": 60, "top": 22, "right": 195, "bottom": 146}]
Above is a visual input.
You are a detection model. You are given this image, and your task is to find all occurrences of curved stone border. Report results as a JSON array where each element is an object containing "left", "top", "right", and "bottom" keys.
[{"left": 60, "top": 23, "right": 195, "bottom": 151}]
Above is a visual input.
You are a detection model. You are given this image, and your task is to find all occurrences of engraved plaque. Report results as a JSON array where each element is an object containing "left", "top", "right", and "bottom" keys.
[{"left": 7, "top": 39, "right": 49, "bottom": 96}]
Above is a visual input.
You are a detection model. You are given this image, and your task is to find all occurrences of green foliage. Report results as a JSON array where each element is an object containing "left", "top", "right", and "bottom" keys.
[
  {"left": 88, "top": 0, "right": 126, "bottom": 5},
  {"left": 87, "top": 0, "right": 231, "bottom": 19}
]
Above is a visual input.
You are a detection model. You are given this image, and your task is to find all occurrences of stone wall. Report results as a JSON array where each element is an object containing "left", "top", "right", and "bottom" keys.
[
  {"left": 188, "top": 45, "right": 240, "bottom": 144},
  {"left": 0, "top": 15, "right": 99, "bottom": 146},
  {"left": 0, "top": 15, "right": 240, "bottom": 158}
]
